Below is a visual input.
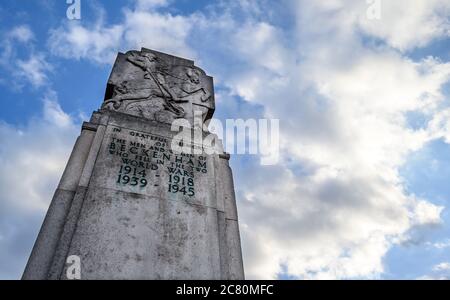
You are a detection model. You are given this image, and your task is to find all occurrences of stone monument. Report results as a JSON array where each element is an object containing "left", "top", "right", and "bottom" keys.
[{"left": 22, "top": 48, "right": 244, "bottom": 280}]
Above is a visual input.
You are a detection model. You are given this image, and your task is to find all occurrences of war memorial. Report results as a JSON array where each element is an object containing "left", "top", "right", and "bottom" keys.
[{"left": 22, "top": 48, "right": 244, "bottom": 280}]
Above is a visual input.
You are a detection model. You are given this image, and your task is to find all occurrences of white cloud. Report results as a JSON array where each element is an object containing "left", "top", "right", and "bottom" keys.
[
  {"left": 418, "top": 261, "right": 450, "bottom": 279},
  {"left": 0, "top": 25, "right": 52, "bottom": 89},
  {"left": 42, "top": 90, "right": 73, "bottom": 127},
  {"left": 123, "top": 9, "right": 195, "bottom": 58},
  {"left": 232, "top": 22, "right": 289, "bottom": 74},
  {"left": 206, "top": 1, "right": 450, "bottom": 279},
  {"left": 358, "top": 0, "right": 450, "bottom": 51},
  {"left": 48, "top": 22, "right": 124, "bottom": 64},
  {"left": 432, "top": 262, "right": 450, "bottom": 272},
  {"left": 135, "top": 0, "right": 170, "bottom": 10},
  {"left": 411, "top": 200, "right": 444, "bottom": 226},
  {"left": 427, "top": 239, "right": 450, "bottom": 249},
  {"left": 296, "top": 0, "right": 450, "bottom": 52},
  {"left": 16, "top": 54, "right": 52, "bottom": 88},
  {"left": 8, "top": 25, "right": 34, "bottom": 43},
  {"left": 40, "top": 0, "right": 450, "bottom": 279},
  {"left": 48, "top": 7, "right": 195, "bottom": 64}
]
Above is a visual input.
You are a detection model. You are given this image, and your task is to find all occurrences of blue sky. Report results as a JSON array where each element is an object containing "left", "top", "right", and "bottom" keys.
[{"left": 2, "top": 0, "right": 450, "bottom": 279}]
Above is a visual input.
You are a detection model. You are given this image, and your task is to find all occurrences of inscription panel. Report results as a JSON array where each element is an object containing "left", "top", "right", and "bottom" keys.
[{"left": 90, "top": 125, "right": 214, "bottom": 207}]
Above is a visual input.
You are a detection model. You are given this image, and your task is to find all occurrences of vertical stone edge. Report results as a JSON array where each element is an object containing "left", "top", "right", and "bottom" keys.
[
  {"left": 204, "top": 150, "right": 222, "bottom": 280},
  {"left": 216, "top": 153, "right": 245, "bottom": 279},
  {"left": 21, "top": 122, "right": 97, "bottom": 280},
  {"left": 47, "top": 120, "right": 107, "bottom": 280}
]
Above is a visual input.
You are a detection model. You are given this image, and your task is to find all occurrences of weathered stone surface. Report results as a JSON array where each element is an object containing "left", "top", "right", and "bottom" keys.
[
  {"left": 22, "top": 125, "right": 97, "bottom": 280},
  {"left": 61, "top": 188, "right": 221, "bottom": 279},
  {"left": 103, "top": 48, "right": 215, "bottom": 126},
  {"left": 22, "top": 48, "right": 243, "bottom": 280},
  {"left": 21, "top": 189, "right": 75, "bottom": 280}
]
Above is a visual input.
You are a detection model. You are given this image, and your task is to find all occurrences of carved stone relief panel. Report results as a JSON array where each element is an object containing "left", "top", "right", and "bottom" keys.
[{"left": 102, "top": 48, "right": 215, "bottom": 125}]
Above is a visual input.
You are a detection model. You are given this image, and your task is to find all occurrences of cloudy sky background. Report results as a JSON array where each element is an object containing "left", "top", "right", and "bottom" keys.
[{"left": 2, "top": 0, "right": 450, "bottom": 279}]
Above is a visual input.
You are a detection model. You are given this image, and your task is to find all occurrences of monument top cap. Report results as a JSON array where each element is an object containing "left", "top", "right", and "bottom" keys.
[{"left": 102, "top": 48, "right": 215, "bottom": 124}]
